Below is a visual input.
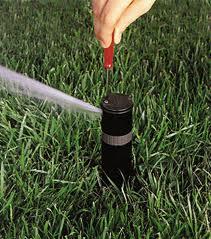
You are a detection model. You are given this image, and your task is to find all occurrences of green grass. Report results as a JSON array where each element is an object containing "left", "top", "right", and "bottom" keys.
[{"left": 0, "top": 0, "right": 210, "bottom": 238}]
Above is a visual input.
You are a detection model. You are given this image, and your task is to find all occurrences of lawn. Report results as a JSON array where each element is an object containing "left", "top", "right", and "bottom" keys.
[{"left": 0, "top": 0, "right": 210, "bottom": 238}]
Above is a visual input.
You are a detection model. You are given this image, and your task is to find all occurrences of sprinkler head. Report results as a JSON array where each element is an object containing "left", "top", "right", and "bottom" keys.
[{"left": 101, "top": 93, "right": 134, "bottom": 187}]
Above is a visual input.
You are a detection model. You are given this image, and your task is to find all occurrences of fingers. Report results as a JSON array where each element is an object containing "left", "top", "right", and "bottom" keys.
[
  {"left": 92, "top": 0, "right": 156, "bottom": 47},
  {"left": 92, "top": 0, "right": 108, "bottom": 47},
  {"left": 93, "top": 0, "right": 133, "bottom": 47},
  {"left": 114, "top": 0, "right": 156, "bottom": 44}
]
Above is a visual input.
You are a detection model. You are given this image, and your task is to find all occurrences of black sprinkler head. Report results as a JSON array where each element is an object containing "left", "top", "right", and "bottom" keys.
[{"left": 101, "top": 93, "right": 134, "bottom": 187}]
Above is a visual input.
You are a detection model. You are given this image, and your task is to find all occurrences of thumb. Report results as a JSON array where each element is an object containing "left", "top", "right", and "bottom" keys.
[{"left": 114, "top": 0, "right": 156, "bottom": 44}]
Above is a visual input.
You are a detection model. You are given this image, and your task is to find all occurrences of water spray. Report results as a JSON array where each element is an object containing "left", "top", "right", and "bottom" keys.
[{"left": 0, "top": 65, "right": 101, "bottom": 116}]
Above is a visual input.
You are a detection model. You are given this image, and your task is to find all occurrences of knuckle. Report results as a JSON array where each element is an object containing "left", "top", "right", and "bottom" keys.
[{"left": 92, "top": 7, "right": 100, "bottom": 18}]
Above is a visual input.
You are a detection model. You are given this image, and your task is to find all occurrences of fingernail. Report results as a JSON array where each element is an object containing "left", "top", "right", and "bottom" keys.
[
  {"left": 99, "top": 40, "right": 107, "bottom": 48},
  {"left": 114, "top": 33, "right": 122, "bottom": 44}
]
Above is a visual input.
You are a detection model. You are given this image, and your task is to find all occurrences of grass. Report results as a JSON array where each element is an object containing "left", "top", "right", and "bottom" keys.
[{"left": 0, "top": 0, "right": 210, "bottom": 238}]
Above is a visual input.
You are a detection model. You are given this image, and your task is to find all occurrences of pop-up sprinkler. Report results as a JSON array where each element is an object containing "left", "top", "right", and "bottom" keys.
[
  {"left": 101, "top": 93, "right": 134, "bottom": 186},
  {"left": 0, "top": 36, "right": 135, "bottom": 188},
  {"left": 101, "top": 39, "right": 134, "bottom": 186}
]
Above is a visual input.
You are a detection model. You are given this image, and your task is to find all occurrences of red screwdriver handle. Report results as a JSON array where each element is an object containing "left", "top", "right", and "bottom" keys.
[{"left": 104, "top": 36, "right": 114, "bottom": 69}]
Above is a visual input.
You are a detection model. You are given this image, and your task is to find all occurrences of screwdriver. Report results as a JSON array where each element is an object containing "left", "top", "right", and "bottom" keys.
[{"left": 103, "top": 35, "right": 114, "bottom": 91}]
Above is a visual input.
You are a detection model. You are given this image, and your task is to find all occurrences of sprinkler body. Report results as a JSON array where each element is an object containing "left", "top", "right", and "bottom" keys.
[{"left": 101, "top": 93, "right": 134, "bottom": 186}]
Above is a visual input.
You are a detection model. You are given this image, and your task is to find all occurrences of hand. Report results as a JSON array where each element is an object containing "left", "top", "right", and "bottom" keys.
[{"left": 92, "top": 0, "right": 156, "bottom": 48}]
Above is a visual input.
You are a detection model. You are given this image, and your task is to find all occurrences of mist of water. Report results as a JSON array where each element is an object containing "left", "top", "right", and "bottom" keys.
[{"left": 0, "top": 65, "right": 102, "bottom": 117}]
